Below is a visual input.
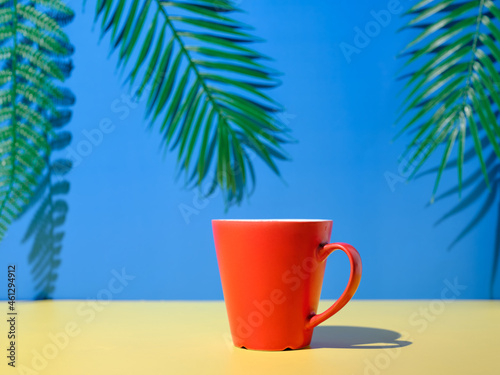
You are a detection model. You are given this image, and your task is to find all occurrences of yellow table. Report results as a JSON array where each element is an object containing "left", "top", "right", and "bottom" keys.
[{"left": 2, "top": 300, "right": 499, "bottom": 374}]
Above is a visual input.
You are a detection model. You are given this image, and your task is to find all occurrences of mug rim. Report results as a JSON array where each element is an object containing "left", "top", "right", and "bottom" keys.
[{"left": 212, "top": 219, "right": 331, "bottom": 222}]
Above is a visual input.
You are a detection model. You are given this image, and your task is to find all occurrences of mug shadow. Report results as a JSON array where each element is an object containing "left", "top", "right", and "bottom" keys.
[{"left": 308, "top": 326, "right": 412, "bottom": 349}]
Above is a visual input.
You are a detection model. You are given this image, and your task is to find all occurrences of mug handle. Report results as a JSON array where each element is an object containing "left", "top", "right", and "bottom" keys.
[{"left": 305, "top": 242, "right": 362, "bottom": 329}]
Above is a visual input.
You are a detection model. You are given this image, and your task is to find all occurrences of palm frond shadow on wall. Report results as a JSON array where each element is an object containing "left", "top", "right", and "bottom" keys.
[
  {"left": 0, "top": 0, "right": 291, "bottom": 298},
  {"left": 398, "top": 0, "right": 500, "bottom": 297},
  {"left": 0, "top": 0, "right": 75, "bottom": 299}
]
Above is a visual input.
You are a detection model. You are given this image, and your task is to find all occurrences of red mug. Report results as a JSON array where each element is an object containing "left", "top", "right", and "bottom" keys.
[{"left": 212, "top": 219, "right": 362, "bottom": 351}]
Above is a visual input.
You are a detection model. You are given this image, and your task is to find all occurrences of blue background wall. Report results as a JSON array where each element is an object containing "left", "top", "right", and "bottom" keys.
[{"left": 0, "top": 0, "right": 496, "bottom": 299}]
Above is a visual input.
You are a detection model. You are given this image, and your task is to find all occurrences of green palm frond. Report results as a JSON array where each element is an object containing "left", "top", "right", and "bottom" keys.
[
  {"left": 16, "top": 0, "right": 74, "bottom": 299},
  {"left": 95, "top": 0, "right": 291, "bottom": 207},
  {"left": 398, "top": 0, "right": 500, "bottom": 202},
  {"left": 0, "top": 0, "right": 74, "bottom": 241}
]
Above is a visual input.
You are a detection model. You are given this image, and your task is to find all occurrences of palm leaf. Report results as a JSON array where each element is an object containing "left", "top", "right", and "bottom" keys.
[
  {"left": 16, "top": 0, "right": 74, "bottom": 299},
  {"left": 0, "top": 0, "right": 74, "bottom": 242},
  {"left": 398, "top": 0, "right": 500, "bottom": 200},
  {"left": 95, "top": 0, "right": 291, "bottom": 207}
]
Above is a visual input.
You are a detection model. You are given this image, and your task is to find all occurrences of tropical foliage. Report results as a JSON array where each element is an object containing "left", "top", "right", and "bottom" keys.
[
  {"left": 0, "top": 0, "right": 74, "bottom": 297},
  {"left": 398, "top": 0, "right": 500, "bottom": 198},
  {"left": 0, "top": 0, "right": 73, "bottom": 239},
  {"left": 95, "top": 0, "right": 290, "bottom": 207},
  {"left": 399, "top": 0, "right": 500, "bottom": 296},
  {"left": 0, "top": 0, "right": 289, "bottom": 298}
]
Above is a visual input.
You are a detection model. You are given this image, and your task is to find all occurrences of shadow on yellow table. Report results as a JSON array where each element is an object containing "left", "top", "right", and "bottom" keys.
[
  {"left": 310, "top": 325, "right": 412, "bottom": 349},
  {"left": 1, "top": 300, "right": 498, "bottom": 375}
]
